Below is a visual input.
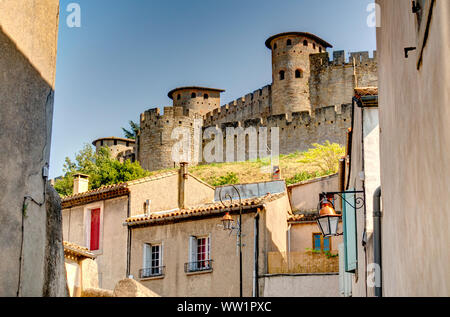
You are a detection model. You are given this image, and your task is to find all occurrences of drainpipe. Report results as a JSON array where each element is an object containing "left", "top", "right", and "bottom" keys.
[
  {"left": 178, "top": 162, "right": 188, "bottom": 209},
  {"left": 126, "top": 193, "right": 132, "bottom": 277},
  {"left": 373, "top": 186, "right": 382, "bottom": 297},
  {"left": 253, "top": 211, "right": 260, "bottom": 297}
]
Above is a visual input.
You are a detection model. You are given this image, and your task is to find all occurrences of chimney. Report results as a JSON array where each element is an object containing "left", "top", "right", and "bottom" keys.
[
  {"left": 73, "top": 173, "right": 89, "bottom": 194},
  {"left": 178, "top": 162, "right": 188, "bottom": 209}
]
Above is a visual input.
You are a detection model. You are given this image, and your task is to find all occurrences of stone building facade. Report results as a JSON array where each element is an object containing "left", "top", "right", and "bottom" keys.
[{"left": 128, "top": 32, "right": 378, "bottom": 171}]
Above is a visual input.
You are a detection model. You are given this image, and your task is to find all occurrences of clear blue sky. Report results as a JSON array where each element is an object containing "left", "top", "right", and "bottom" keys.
[{"left": 50, "top": 0, "right": 376, "bottom": 178}]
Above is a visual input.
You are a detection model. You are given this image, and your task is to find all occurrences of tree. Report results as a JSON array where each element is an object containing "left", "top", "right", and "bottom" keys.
[
  {"left": 122, "top": 120, "right": 140, "bottom": 139},
  {"left": 298, "top": 141, "right": 345, "bottom": 174},
  {"left": 53, "top": 144, "right": 150, "bottom": 196}
]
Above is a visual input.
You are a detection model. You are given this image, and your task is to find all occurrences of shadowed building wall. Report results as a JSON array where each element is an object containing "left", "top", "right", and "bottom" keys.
[{"left": 0, "top": 0, "right": 67, "bottom": 296}]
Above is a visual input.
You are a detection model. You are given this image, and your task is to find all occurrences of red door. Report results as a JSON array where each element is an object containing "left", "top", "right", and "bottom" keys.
[{"left": 90, "top": 208, "right": 100, "bottom": 251}]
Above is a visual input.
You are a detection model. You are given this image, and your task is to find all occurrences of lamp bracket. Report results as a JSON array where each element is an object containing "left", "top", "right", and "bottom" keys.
[{"left": 319, "top": 190, "right": 365, "bottom": 211}]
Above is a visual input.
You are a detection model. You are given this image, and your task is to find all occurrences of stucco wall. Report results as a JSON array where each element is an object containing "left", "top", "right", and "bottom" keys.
[
  {"left": 130, "top": 212, "right": 258, "bottom": 297},
  {"left": 345, "top": 101, "right": 380, "bottom": 297},
  {"left": 62, "top": 196, "right": 128, "bottom": 290},
  {"left": 129, "top": 195, "right": 292, "bottom": 297},
  {"left": 261, "top": 274, "right": 340, "bottom": 297},
  {"left": 128, "top": 174, "right": 180, "bottom": 215},
  {"left": 289, "top": 222, "right": 342, "bottom": 253},
  {"left": 288, "top": 174, "right": 338, "bottom": 212},
  {"left": 375, "top": 0, "right": 450, "bottom": 296},
  {"left": 0, "top": 0, "right": 66, "bottom": 296}
]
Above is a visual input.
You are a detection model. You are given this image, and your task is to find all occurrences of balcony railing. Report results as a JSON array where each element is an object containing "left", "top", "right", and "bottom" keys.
[
  {"left": 139, "top": 266, "right": 165, "bottom": 278},
  {"left": 184, "top": 259, "right": 213, "bottom": 273}
]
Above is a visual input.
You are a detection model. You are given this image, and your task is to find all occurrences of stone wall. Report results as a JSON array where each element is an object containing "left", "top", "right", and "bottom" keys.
[
  {"left": 138, "top": 49, "right": 376, "bottom": 172},
  {"left": 138, "top": 107, "right": 202, "bottom": 171},
  {"left": 309, "top": 50, "right": 378, "bottom": 112}
]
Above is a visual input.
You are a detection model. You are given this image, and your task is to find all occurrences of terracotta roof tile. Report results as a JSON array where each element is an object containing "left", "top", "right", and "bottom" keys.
[
  {"left": 61, "top": 171, "right": 179, "bottom": 208},
  {"left": 125, "top": 193, "right": 286, "bottom": 226},
  {"left": 288, "top": 213, "right": 318, "bottom": 223},
  {"left": 63, "top": 241, "right": 96, "bottom": 259},
  {"left": 354, "top": 87, "right": 378, "bottom": 97}
]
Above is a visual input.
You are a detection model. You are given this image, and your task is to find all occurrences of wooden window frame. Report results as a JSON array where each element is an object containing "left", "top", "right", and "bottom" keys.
[{"left": 312, "top": 232, "right": 332, "bottom": 252}]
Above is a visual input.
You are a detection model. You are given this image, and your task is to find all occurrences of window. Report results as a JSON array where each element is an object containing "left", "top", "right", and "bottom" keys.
[
  {"left": 141, "top": 243, "right": 164, "bottom": 278},
  {"left": 273, "top": 43, "right": 277, "bottom": 49},
  {"left": 186, "top": 235, "right": 212, "bottom": 272},
  {"left": 303, "top": 40, "right": 308, "bottom": 46},
  {"left": 319, "top": 47, "right": 322, "bottom": 53},
  {"left": 295, "top": 69, "right": 303, "bottom": 78},
  {"left": 177, "top": 94, "right": 181, "bottom": 100},
  {"left": 279, "top": 70, "right": 285, "bottom": 80},
  {"left": 90, "top": 208, "right": 101, "bottom": 251},
  {"left": 204, "top": 93, "right": 209, "bottom": 100},
  {"left": 313, "top": 43, "right": 316, "bottom": 49},
  {"left": 191, "top": 92, "right": 196, "bottom": 98},
  {"left": 286, "top": 39, "right": 292, "bottom": 46},
  {"left": 313, "top": 233, "right": 331, "bottom": 252}
]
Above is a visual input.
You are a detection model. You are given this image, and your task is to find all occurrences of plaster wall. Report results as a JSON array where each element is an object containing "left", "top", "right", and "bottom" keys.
[
  {"left": 288, "top": 174, "right": 338, "bottom": 212},
  {"left": 261, "top": 274, "right": 340, "bottom": 297},
  {"left": 376, "top": 0, "right": 450, "bottom": 296},
  {"left": 0, "top": 0, "right": 65, "bottom": 296}
]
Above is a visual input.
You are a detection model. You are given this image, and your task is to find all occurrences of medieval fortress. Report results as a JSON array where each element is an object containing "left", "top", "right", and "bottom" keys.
[{"left": 96, "top": 32, "right": 378, "bottom": 172}]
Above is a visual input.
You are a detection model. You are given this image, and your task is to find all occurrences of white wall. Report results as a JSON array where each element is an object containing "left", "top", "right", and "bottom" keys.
[{"left": 261, "top": 274, "right": 340, "bottom": 297}]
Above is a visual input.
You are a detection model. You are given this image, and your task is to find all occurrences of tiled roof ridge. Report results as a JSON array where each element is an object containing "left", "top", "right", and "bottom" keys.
[
  {"left": 125, "top": 192, "right": 286, "bottom": 225},
  {"left": 61, "top": 170, "right": 179, "bottom": 202}
]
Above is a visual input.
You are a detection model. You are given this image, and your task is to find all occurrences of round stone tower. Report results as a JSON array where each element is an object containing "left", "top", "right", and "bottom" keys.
[
  {"left": 265, "top": 32, "right": 333, "bottom": 115},
  {"left": 168, "top": 86, "right": 225, "bottom": 116}
]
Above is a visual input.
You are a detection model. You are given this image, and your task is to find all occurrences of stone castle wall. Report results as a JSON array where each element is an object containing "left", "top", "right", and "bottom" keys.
[
  {"left": 309, "top": 50, "right": 377, "bottom": 112},
  {"left": 138, "top": 50, "right": 377, "bottom": 171},
  {"left": 138, "top": 107, "right": 202, "bottom": 171}
]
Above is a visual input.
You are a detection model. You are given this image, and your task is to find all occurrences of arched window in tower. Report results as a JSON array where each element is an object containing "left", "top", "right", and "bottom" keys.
[
  {"left": 191, "top": 92, "right": 196, "bottom": 98},
  {"left": 273, "top": 43, "right": 277, "bottom": 49},
  {"left": 295, "top": 69, "right": 303, "bottom": 78},
  {"left": 204, "top": 94, "right": 209, "bottom": 99},
  {"left": 279, "top": 70, "right": 285, "bottom": 81},
  {"left": 286, "top": 39, "right": 292, "bottom": 46},
  {"left": 313, "top": 43, "right": 316, "bottom": 49},
  {"left": 303, "top": 40, "right": 308, "bottom": 46},
  {"left": 319, "top": 47, "right": 322, "bottom": 53}
]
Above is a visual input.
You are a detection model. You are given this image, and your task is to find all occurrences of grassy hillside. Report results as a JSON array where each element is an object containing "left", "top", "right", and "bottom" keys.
[{"left": 150, "top": 142, "right": 344, "bottom": 187}]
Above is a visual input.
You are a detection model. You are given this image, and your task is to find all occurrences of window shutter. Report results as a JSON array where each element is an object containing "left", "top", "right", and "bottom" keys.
[
  {"left": 343, "top": 190, "right": 357, "bottom": 272},
  {"left": 160, "top": 242, "right": 164, "bottom": 267},
  {"left": 189, "top": 236, "right": 197, "bottom": 271},
  {"left": 143, "top": 243, "right": 151, "bottom": 269},
  {"left": 338, "top": 243, "right": 352, "bottom": 297},
  {"left": 90, "top": 208, "right": 101, "bottom": 251},
  {"left": 207, "top": 234, "right": 211, "bottom": 260}
]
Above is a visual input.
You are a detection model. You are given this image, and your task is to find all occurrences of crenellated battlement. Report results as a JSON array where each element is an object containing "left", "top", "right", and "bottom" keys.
[
  {"left": 203, "top": 84, "right": 272, "bottom": 126},
  {"left": 311, "top": 50, "right": 377, "bottom": 69},
  {"left": 140, "top": 106, "right": 202, "bottom": 130},
  {"left": 136, "top": 32, "right": 378, "bottom": 172}
]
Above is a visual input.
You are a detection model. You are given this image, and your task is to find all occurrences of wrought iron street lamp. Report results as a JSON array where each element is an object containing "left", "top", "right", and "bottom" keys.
[
  {"left": 218, "top": 185, "right": 243, "bottom": 298},
  {"left": 316, "top": 191, "right": 365, "bottom": 237},
  {"left": 317, "top": 196, "right": 341, "bottom": 237}
]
